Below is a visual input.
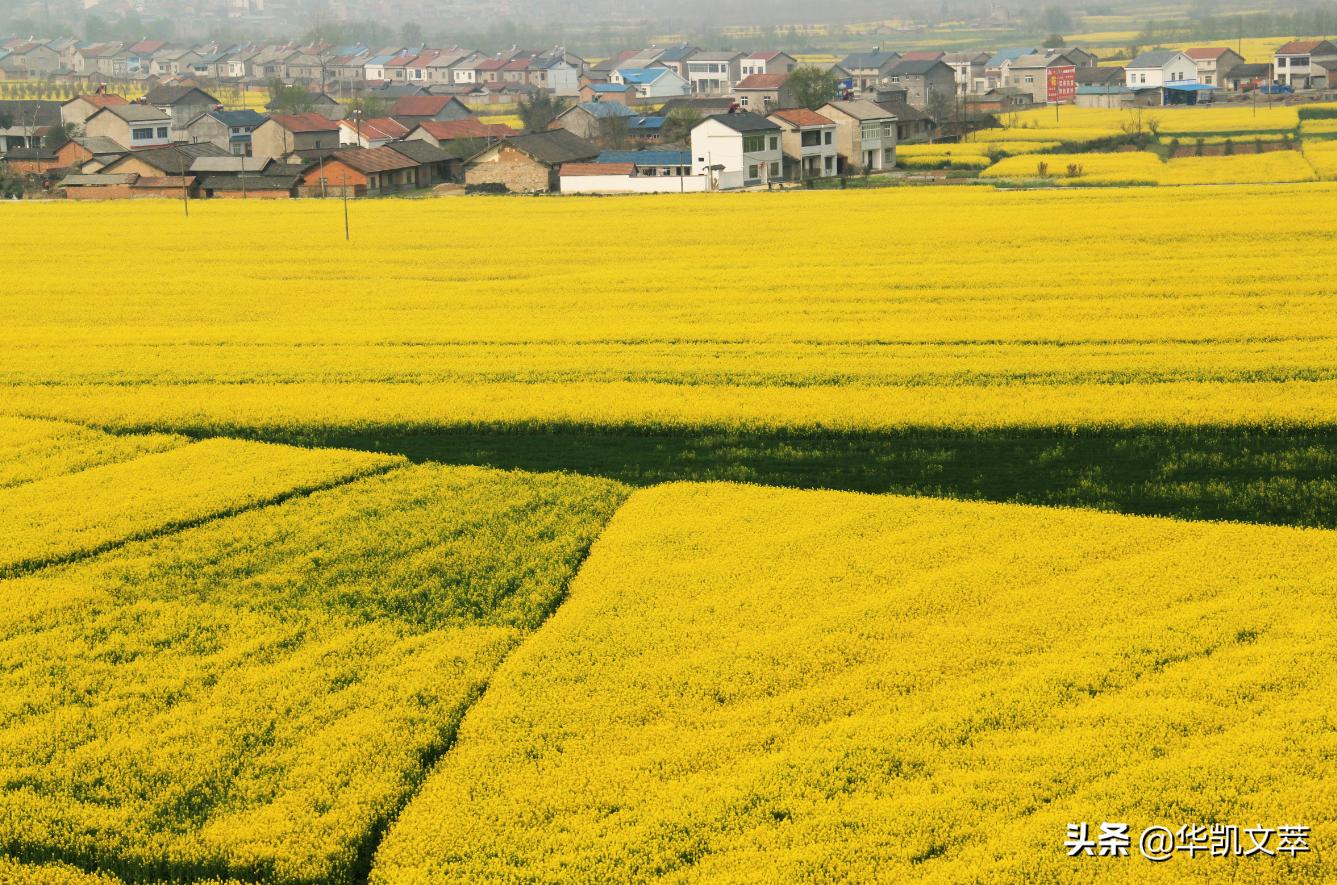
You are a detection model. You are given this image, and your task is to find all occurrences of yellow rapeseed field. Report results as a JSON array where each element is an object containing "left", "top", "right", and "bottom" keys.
[
  {"left": 373, "top": 483, "right": 1334, "bottom": 883},
  {"left": 0, "top": 416, "right": 185, "bottom": 489},
  {"left": 0, "top": 443, "right": 627, "bottom": 882},
  {"left": 5, "top": 186, "right": 1337, "bottom": 436}
]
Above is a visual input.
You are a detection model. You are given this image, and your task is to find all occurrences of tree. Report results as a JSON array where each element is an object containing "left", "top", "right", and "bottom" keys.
[
  {"left": 517, "top": 91, "right": 567, "bottom": 134},
  {"left": 400, "top": 22, "right": 425, "bottom": 46},
  {"left": 1044, "top": 33, "right": 1067, "bottom": 48},
  {"left": 601, "top": 114, "right": 630, "bottom": 149},
  {"left": 659, "top": 106, "right": 702, "bottom": 145},
  {"left": 44, "top": 122, "right": 80, "bottom": 149},
  {"left": 1040, "top": 5, "right": 1073, "bottom": 34},
  {"left": 787, "top": 66, "right": 840, "bottom": 110},
  {"left": 267, "top": 78, "right": 316, "bottom": 115},
  {"left": 345, "top": 95, "right": 390, "bottom": 119}
]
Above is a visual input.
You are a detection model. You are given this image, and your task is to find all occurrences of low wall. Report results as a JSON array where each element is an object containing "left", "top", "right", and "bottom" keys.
[{"left": 561, "top": 175, "right": 709, "bottom": 194}]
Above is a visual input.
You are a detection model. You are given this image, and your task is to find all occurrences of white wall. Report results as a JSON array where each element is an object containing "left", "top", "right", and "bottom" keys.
[
  {"left": 560, "top": 175, "right": 709, "bottom": 194},
  {"left": 1126, "top": 54, "right": 1197, "bottom": 88},
  {"left": 690, "top": 118, "right": 783, "bottom": 189}
]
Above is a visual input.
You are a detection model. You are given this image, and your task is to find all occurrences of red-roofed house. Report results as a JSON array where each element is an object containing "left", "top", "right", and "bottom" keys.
[
  {"left": 1274, "top": 40, "right": 1337, "bottom": 88},
  {"left": 902, "top": 50, "right": 946, "bottom": 62},
  {"left": 1184, "top": 47, "right": 1245, "bottom": 86},
  {"left": 741, "top": 51, "right": 798, "bottom": 78},
  {"left": 250, "top": 113, "right": 340, "bottom": 160},
  {"left": 734, "top": 73, "right": 793, "bottom": 112},
  {"left": 61, "top": 93, "right": 129, "bottom": 127},
  {"left": 338, "top": 116, "right": 410, "bottom": 147},
  {"left": 768, "top": 108, "right": 838, "bottom": 180},
  {"left": 476, "top": 58, "right": 507, "bottom": 82},
  {"left": 388, "top": 94, "right": 473, "bottom": 125}
]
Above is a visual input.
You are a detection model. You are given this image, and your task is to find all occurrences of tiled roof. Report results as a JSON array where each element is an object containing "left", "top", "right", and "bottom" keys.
[
  {"left": 270, "top": 113, "right": 339, "bottom": 133},
  {"left": 769, "top": 107, "right": 833, "bottom": 127},
  {"left": 702, "top": 110, "right": 780, "bottom": 132},
  {"left": 71, "top": 93, "right": 128, "bottom": 108},
  {"left": 1185, "top": 47, "right": 1232, "bottom": 60},
  {"left": 414, "top": 118, "right": 514, "bottom": 140},
  {"left": 1277, "top": 40, "right": 1333, "bottom": 55},
  {"left": 327, "top": 145, "right": 419, "bottom": 173},
  {"left": 735, "top": 73, "right": 788, "bottom": 89},
  {"left": 596, "top": 149, "right": 691, "bottom": 166}
]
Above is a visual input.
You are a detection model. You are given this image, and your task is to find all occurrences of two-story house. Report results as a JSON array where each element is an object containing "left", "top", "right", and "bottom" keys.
[
  {"left": 741, "top": 51, "right": 797, "bottom": 78},
  {"left": 1125, "top": 50, "right": 1198, "bottom": 89},
  {"left": 1274, "top": 40, "right": 1337, "bottom": 89},
  {"left": 690, "top": 111, "right": 783, "bottom": 189},
  {"left": 887, "top": 59, "right": 957, "bottom": 110},
  {"left": 611, "top": 67, "right": 691, "bottom": 98},
  {"left": 818, "top": 99, "right": 897, "bottom": 173},
  {"left": 1184, "top": 47, "right": 1245, "bottom": 87},
  {"left": 686, "top": 51, "right": 744, "bottom": 95},
  {"left": 840, "top": 50, "right": 902, "bottom": 96},
  {"left": 768, "top": 107, "right": 838, "bottom": 180},
  {"left": 83, "top": 104, "right": 173, "bottom": 150}
]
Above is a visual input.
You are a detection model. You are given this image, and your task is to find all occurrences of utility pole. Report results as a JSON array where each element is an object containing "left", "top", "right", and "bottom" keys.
[{"left": 177, "top": 151, "right": 189, "bottom": 217}]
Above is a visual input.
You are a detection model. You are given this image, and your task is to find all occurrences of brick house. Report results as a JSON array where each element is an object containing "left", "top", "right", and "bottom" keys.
[{"left": 464, "top": 129, "right": 600, "bottom": 193}]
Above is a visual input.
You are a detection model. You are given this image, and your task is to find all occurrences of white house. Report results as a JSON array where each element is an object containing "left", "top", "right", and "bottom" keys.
[
  {"left": 82, "top": 105, "right": 173, "bottom": 150},
  {"left": 1125, "top": 50, "right": 1198, "bottom": 88},
  {"left": 686, "top": 51, "right": 744, "bottom": 95},
  {"left": 689, "top": 111, "right": 783, "bottom": 190},
  {"left": 610, "top": 67, "right": 690, "bottom": 98},
  {"left": 1273, "top": 40, "right": 1337, "bottom": 89}
]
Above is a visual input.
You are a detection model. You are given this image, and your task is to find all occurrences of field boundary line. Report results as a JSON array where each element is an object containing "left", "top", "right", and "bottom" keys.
[{"left": 0, "top": 460, "right": 407, "bottom": 581}]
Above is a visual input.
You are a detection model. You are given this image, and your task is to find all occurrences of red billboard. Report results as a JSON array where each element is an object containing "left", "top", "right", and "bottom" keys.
[{"left": 1047, "top": 65, "right": 1077, "bottom": 103}]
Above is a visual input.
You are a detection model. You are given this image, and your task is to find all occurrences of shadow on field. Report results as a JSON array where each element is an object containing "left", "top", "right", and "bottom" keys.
[{"left": 210, "top": 423, "right": 1337, "bottom": 529}]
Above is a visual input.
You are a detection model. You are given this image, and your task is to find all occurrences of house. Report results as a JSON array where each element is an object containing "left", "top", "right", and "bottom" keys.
[
  {"left": 3, "top": 41, "right": 59, "bottom": 76},
  {"left": 56, "top": 136, "right": 128, "bottom": 172},
  {"left": 887, "top": 59, "right": 957, "bottom": 110},
  {"left": 873, "top": 98, "right": 935, "bottom": 144},
  {"left": 386, "top": 140, "right": 458, "bottom": 187},
  {"left": 655, "top": 44, "right": 699, "bottom": 80},
  {"left": 528, "top": 55, "right": 580, "bottom": 96},
  {"left": 594, "top": 149, "right": 693, "bottom": 176},
  {"left": 1274, "top": 40, "right": 1337, "bottom": 89},
  {"left": 0, "top": 99, "right": 60, "bottom": 152},
  {"left": 406, "top": 118, "right": 515, "bottom": 150},
  {"left": 1047, "top": 46, "right": 1098, "bottom": 68},
  {"left": 1185, "top": 48, "right": 1245, "bottom": 87},
  {"left": 61, "top": 93, "right": 128, "bottom": 127},
  {"left": 965, "top": 87, "right": 1035, "bottom": 114},
  {"left": 840, "top": 51, "right": 902, "bottom": 96},
  {"left": 559, "top": 154, "right": 707, "bottom": 194},
  {"left": 984, "top": 48, "right": 1032, "bottom": 90},
  {"left": 733, "top": 74, "right": 793, "bottom": 113},
  {"left": 337, "top": 116, "right": 410, "bottom": 148},
  {"left": 1076, "top": 66, "right": 1125, "bottom": 87},
  {"left": 686, "top": 51, "right": 745, "bottom": 95},
  {"left": 1224, "top": 63, "right": 1274, "bottom": 91},
  {"left": 1075, "top": 84, "right": 1137, "bottom": 109},
  {"left": 83, "top": 105, "right": 174, "bottom": 150},
  {"left": 741, "top": 51, "right": 798, "bottom": 77},
  {"left": 250, "top": 113, "right": 340, "bottom": 160},
  {"left": 902, "top": 50, "right": 946, "bottom": 62},
  {"left": 144, "top": 86, "right": 221, "bottom": 137},
  {"left": 551, "top": 100, "right": 639, "bottom": 141},
  {"left": 579, "top": 82, "right": 639, "bottom": 105},
  {"left": 464, "top": 128, "right": 600, "bottom": 193},
  {"left": 1125, "top": 50, "right": 1198, "bottom": 88},
  {"left": 2, "top": 146, "right": 61, "bottom": 175},
  {"left": 181, "top": 109, "right": 266, "bottom": 156},
  {"left": 689, "top": 111, "right": 783, "bottom": 189},
  {"left": 189, "top": 156, "right": 277, "bottom": 176},
  {"left": 98, "top": 142, "right": 228, "bottom": 178},
  {"left": 58, "top": 172, "right": 140, "bottom": 199},
  {"left": 817, "top": 99, "right": 897, "bottom": 174},
  {"left": 768, "top": 107, "right": 837, "bottom": 180},
  {"left": 611, "top": 67, "right": 690, "bottom": 99},
  {"left": 944, "top": 51, "right": 991, "bottom": 95},
  {"left": 198, "top": 171, "right": 301, "bottom": 199},
  {"left": 128, "top": 176, "right": 197, "bottom": 200},
  {"left": 1005, "top": 54, "right": 1078, "bottom": 104},
  {"left": 297, "top": 146, "right": 420, "bottom": 196}
]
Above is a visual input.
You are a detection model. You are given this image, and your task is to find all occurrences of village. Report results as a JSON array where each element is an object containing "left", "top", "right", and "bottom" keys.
[{"left": 1, "top": 34, "right": 1335, "bottom": 198}]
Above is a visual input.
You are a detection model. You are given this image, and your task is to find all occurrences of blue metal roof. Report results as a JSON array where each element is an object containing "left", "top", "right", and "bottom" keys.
[
  {"left": 1164, "top": 82, "right": 1215, "bottom": 91},
  {"left": 1076, "top": 85, "right": 1133, "bottom": 94},
  {"left": 589, "top": 82, "right": 633, "bottom": 92},
  {"left": 597, "top": 149, "right": 691, "bottom": 166},
  {"left": 616, "top": 67, "right": 670, "bottom": 85},
  {"left": 986, "top": 47, "right": 1032, "bottom": 68},
  {"left": 629, "top": 115, "right": 665, "bottom": 131}
]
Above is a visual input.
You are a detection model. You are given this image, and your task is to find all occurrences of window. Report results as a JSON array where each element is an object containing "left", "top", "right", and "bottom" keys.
[
  {"left": 861, "top": 123, "right": 881, "bottom": 141},
  {"left": 739, "top": 95, "right": 749, "bottom": 106},
  {"left": 801, "top": 130, "right": 822, "bottom": 147},
  {"left": 132, "top": 127, "right": 154, "bottom": 140},
  {"left": 1296, "top": 57, "right": 1309, "bottom": 67},
  {"left": 1024, "top": 75, "right": 1034, "bottom": 84},
  {"left": 748, "top": 164, "right": 759, "bottom": 180},
  {"left": 824, "top": 156, "right": 834, "bottom": 172},
  {"left": 768, "top": 136, "right": 778, "bottom": 151},
  {"left": 769, "top": 161, "right": 780, "bottom": 177},
  {"left": 824, "top": 130, "right": 833, "bottom": 145},
  {"left": 742, "top": 134, "right": 765, "bottom": 152},
  {"left": 1277, "top": 57, "right": 1288, "bottom": 67},
  {"left": 156, "top": 127, "right": 169, "bottom": 138}
]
